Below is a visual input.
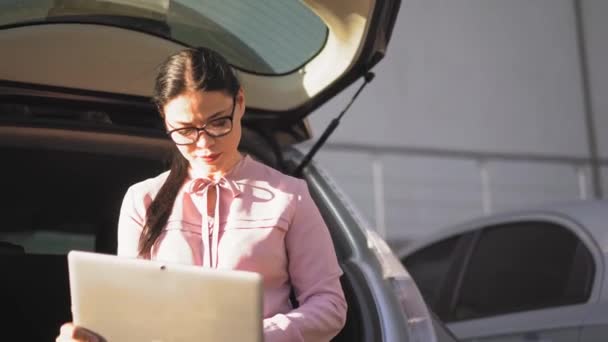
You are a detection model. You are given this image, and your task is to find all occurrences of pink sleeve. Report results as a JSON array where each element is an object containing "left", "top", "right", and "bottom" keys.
[
  {"left": 263, "top": 180, "right": 347, "bottom": 342},
  {"left": 116, "top": 186, "right": 145, "bottom": 258}
]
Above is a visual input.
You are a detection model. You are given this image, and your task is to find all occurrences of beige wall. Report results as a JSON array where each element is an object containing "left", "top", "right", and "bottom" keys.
[{"left": 304, "top": 0, "right": 605, "bottom": 239}]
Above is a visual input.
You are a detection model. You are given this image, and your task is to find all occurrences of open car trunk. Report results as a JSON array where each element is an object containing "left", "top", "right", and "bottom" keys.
[{"left": 0, "top": 124, "right": 369, "bottom": 341}]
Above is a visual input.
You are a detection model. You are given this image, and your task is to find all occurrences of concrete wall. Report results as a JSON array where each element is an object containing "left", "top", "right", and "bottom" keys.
[
  {"left": 302, "top": 0, "right": 606, "bottom": 241},
  {"left": 310, "top": 0, "right": 588, "bottom": 156},
  {"left": 582, "top": 0, "right": 608, "bottom": 158}
]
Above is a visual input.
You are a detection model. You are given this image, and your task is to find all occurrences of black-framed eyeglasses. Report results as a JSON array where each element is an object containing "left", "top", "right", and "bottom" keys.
[{"left": 166, "top": 96, "right": 236, "bottom": 145}]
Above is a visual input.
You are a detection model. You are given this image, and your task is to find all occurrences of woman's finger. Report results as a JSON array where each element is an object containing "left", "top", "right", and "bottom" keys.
[
  {"left": 58, "top": 322, "right": 104, "bottom": 342},
  {"left": 72, "top": 326, "right": 105, "bottom": 342},
  {"left": 59, "top": 322, "right": 75, "bottom": 336}
]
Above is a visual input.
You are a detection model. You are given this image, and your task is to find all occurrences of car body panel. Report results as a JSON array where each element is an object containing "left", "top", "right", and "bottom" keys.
[
  {"left": 580, "top": 319, "right": 608, "bottom": 342},
  {"left": 448, "top": 304, "right": 586, "bottom": 341}
]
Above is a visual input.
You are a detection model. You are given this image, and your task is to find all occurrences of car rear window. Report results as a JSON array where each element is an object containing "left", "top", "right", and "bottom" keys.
[{"left": 0, "top": 0, "right": 328, "bottom": 75}]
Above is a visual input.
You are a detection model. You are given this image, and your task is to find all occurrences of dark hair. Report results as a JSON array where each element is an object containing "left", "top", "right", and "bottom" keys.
[{"left": 138, "top": 47, "right": 241, "bottom": 257}]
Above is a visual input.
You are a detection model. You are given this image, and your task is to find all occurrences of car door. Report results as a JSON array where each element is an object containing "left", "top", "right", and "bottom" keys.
[{"left": 443, "top": 220, "right": 596, "bottom": 342}]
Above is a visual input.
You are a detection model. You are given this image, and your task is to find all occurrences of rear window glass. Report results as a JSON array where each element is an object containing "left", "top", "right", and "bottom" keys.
[{"left": 0, "top": 0, "right": 328, "bottom": 75}]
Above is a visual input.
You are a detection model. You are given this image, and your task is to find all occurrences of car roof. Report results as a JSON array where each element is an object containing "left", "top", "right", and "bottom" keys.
[{"left": 397, "top": 199, "right": 608, "bottom": 258}]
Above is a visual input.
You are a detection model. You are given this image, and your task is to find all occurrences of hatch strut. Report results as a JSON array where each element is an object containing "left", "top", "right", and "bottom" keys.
[{"left": 293, "top": 71, "right": 375, "bottom": 176}]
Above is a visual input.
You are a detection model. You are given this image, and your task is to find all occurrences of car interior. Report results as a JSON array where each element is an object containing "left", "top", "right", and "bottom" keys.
[{"left": 0, "top": 123, "right": 364, "bottom": 341}]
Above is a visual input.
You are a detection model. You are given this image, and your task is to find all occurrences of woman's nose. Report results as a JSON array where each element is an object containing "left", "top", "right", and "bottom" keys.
[{"left": 195, "top": 131, "right": 215, "bottom": 148}]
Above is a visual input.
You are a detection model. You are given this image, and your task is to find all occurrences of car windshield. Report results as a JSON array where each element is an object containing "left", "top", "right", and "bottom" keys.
[{"left": 0, "top": 0, "right": 327, "bottom": 75}]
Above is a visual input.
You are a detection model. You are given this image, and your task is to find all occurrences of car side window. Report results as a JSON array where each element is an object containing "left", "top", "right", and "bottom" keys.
[
  {"left": 403, "top": 234, "right": 464, "bottom": 315},
  {"left": 452, "top": 221, "right": 594, "bottom": 321}
]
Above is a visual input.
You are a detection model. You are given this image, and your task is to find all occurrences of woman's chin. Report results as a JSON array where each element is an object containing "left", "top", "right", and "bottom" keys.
[
  {"left": 188, "top": 152, "right": 241, "bottom": 178},
  {"left": 190, "top": 159, "right": 221, "bottom": 176}
]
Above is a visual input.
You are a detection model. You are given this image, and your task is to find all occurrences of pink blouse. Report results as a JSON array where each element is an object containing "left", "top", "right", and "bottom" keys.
[{"left": 117, "top": 155, "right": 347, "bottom": 341}]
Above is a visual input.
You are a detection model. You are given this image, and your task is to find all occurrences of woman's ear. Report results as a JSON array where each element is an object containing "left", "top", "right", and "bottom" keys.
[
  {"left": 237, "top": 88, "right": 245, "bottom": 107},
  {"left": 236, "top": 88, "right": 246, "bottom": 118}
]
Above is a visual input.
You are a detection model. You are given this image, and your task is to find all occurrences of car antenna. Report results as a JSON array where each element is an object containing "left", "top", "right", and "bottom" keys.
[{"left": 293, "top": 71, "right": 375, "bottom": 176}]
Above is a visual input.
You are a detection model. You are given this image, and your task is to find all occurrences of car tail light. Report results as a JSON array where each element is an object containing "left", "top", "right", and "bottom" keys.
[{"left": 366, "top": 229, "right": 438, "bottom": 342}]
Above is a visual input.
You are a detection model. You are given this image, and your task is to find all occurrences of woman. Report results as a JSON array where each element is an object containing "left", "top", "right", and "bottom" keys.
[{"left": 56, "top": 47, "right": 347, "bottom": 342}]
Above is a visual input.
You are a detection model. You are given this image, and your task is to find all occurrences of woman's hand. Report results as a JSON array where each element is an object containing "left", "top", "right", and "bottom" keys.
[{"left": 56, "top": 323, "right": 106, "bottom": 342}]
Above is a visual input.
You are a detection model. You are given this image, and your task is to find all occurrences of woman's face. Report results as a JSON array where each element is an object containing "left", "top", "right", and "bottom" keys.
[{"left": 163, "top": 89, "right": 245, "bottom": 178}]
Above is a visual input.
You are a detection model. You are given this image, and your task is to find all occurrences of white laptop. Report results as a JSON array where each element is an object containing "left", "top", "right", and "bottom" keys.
[{"left": 67, "top": 251, "right": 263, "bottom": 342}]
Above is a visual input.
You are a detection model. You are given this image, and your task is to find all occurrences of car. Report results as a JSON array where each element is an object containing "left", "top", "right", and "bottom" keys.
[
  {"left": 397, "top": 200, "right": 608, "bottom": 342},
  {"left": 0, "top": 1, "right": 457, "bottom": 341}
]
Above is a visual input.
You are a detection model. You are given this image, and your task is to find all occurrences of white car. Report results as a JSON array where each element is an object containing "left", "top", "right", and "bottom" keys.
[
  {"left": 398, "top": 200, "right": 608, "bottom": 342},
  {"left": 0, "top": 1, "right": 458, "bottom": 341}
]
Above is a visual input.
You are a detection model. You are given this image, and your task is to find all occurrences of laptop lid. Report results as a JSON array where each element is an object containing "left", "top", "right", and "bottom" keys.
[{"left": 67, "top": 251, "right": 263, "bottom": 342}]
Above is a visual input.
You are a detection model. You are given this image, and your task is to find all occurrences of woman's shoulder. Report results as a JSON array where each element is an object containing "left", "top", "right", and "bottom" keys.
[
  {"left": 241, "top": 156, "right": 305, "bottom": 191},
  {"left": 126, "top": 170, "right": 171, "bottom": 199},
  {"left": 233, "top": 157, "right": 309, "bottom": 221}
]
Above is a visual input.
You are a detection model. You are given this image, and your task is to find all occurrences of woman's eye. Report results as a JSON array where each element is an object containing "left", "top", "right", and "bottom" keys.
[
  {"left": 209, "top": 118, "right": 230, "bottom": 128},
  {"left": 178, "top": 128, "right": 197, "bottom": 136}
]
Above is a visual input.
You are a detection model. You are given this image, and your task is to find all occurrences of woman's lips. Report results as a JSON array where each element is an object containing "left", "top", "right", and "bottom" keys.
[{"left": 197, "top": 152, "right": 221, "bottom": 163}]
